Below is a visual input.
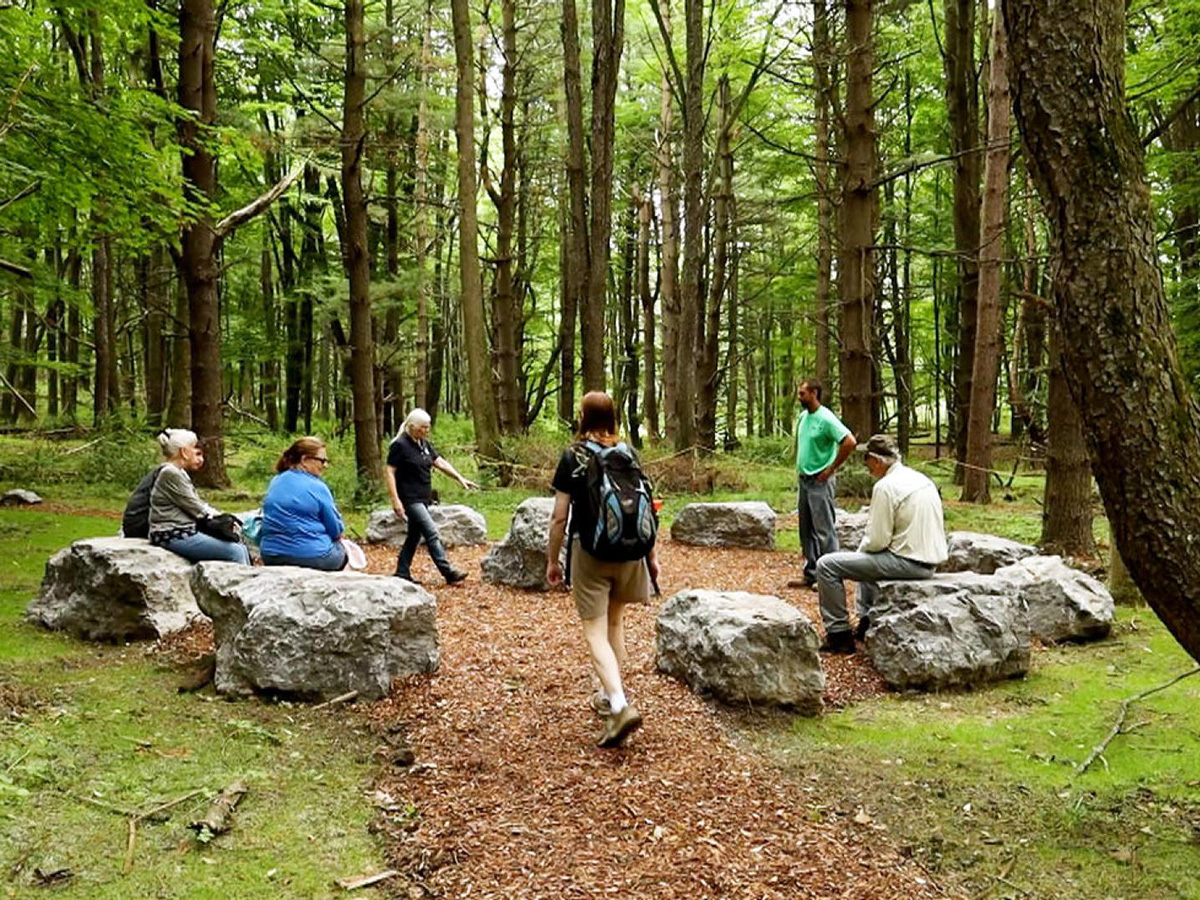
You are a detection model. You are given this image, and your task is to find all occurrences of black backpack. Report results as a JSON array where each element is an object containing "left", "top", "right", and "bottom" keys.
[
  {"left": 121, "top": 465, "right": 165, "bottom": 539},
  {"left": 570, "top": 440, "right": 657, "bottom": 563}
]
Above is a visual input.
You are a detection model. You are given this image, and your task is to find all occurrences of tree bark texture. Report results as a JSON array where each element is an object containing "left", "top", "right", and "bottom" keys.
[
  {"left": 962, "top": 7, "right": 1010, "bottom": 503},
  {"left": 1041, "top": 321, "right": 1095, "bottom": 556},
  {"left": 674, "top": 0, "right": 703, "bottom": 451},
  {"left": 944, "top": 0, "right": 982, "bottom": 475},
  {"left": 341, "top": 0, "right": 382, "bottom": 488},
  {"left": 837, "top": 0, "right": 877, "bottom": 439},
  {"left": 657, "top": 25, "right": 679, "bottom": 441},
  {"left": 178, "top": 0, "right": 228, "bottom": 487},
  {"left": 813, "top": 0, "right": 833, "bottom": 394},
  {"left": 1005, "top": 0, "right": 1200, "bottom": 661},
  {"left": 560, "top": 0, "right": 588, "bottom": 420},
  {"left": 638, "top": 190, "right": 658, "bottom": 439},
  {"left": 451, "top": 0, "right": 502, "bottom": 463}
]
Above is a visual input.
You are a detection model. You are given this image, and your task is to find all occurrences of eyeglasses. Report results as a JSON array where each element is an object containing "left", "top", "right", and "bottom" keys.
[{"left": 308, "top": 455, "right": 330, "bottom": 467}]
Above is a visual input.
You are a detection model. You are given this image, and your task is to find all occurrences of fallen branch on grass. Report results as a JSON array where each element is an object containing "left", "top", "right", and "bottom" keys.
[
  {"left": 1075, "top": 665, "right": 1200, "bottom": 775},
  {"left": 336, "top": 869, "right": 399, "bottom": 891},
  {"left": 189, "top": 781, "right": 248, "bottom": 839},
  {"left": 312, "top": 690, "right": 358, "bottom": 711}
]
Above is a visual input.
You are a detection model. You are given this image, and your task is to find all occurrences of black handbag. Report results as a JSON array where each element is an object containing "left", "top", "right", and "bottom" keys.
[{"left": 196, "top": 513, "right": 243, "bottom": 543}]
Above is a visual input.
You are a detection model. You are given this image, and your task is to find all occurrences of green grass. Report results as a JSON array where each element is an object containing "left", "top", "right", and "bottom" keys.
[
  {"left": 755, "top": 613, "right": 1200, "bottom": 898},
  {"left": 0, "top": 509, "right": 390, "bottom": 898}
]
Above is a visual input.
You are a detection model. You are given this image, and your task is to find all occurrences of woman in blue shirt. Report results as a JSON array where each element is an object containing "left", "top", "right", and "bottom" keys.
[{"left": 260, "top": 437, "right": 347, "bottom": 571}]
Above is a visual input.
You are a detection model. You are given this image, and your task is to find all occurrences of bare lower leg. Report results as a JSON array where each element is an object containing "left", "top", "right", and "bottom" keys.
[
  {"left": 581, "top": 615, "right": 623, "bottom": 701},
  {"left": 607, "top": 602, "right": 628, "bottom": 669}
]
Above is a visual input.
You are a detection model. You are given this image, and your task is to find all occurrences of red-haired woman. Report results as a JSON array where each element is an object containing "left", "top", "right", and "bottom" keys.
[{"left": 546, "top": 391, "right": 660, "bottom": 748}]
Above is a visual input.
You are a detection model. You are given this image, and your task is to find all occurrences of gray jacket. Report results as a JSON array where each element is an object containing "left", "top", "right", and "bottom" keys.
[{"left": 148, "top": 464, "right": 218, "bottom": 535}]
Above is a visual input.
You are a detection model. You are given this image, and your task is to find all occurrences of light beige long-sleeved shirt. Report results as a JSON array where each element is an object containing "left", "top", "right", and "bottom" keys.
[{"left": 862, "top": 461, "right": 948, "bottom": 565}]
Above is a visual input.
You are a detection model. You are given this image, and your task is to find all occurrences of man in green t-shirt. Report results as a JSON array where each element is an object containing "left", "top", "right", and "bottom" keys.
[{"left": 793, "top": 378, "right": 856, "bottom": 586}]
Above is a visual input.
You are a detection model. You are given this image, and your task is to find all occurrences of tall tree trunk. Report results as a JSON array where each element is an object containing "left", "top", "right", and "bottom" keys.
[
  {"left": 92, "top": 236, "right": 112, "bottom": 423},
  {"left": 179, "top": 0, "right": 228, "bottom": 486},
  {"left": 414, "top": 0, "right": 432, "bottom": 412},
  {"left": 1005, "top": 0, "right": 1200, "bottom": 660},
  {"left": 657, "top": 26, "right": 679, "bottom": 441},
  {"left": 451, "top": 0, "right": 502, "bottom": 463},
  {"left": 895, "top": 71, "right": 914, "bottom": 455},
  {"left": 64, "top": 246, "right": 81, "bottom": 420},
  {"left": 813, "top": 0, "right": 833, "bottom": 393},
  {"left": 144, "top": 245, "right": 169, "bottom": 424},
  {"left": 581, "top": 0, "right": 625, "bottom": 391},
  {"left": 491, "top": 0, "right": 522, "bottom": 432},
  {"left": 962, "top": 7, "right": 1010, "bottom": 503},
  {"left": 638, "top": 189, "right": 658, "bottom": 439},
  {"left": 837, "top": 0, "right": 877, "bottom": 439},
  {"left": 621, "top": 184, "right": 640, "bottom": 445},
  {"left": 560, "top": 0, "right": 588, "bottom": 421},
  {"left": 166, "top": 271, "right": 191, "bottom": 427},
  {"left": 945, "top": 0, "right": 982, "bottom": 479},
  {"left": 342, "top": 0, "right": 382, "bottom": 487},
  {"left": 260, "top": 226, "right": 279, "bottom": 430},
  {"left": 674, "top": 0, "right": 703, "bottom": 451},
  {"left": 1041, "top": 321, "right": 1095, "bottom": 556}
]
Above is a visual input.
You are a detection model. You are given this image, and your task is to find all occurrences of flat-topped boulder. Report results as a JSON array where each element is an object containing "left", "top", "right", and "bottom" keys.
[
  {"left": 366, "top": 504, "right": 488, "bottom": 548},
  {"left": 1, "top": 489, "right": 42, "bottom": 506},
  {"left": 190, "top": 563, "right": 439, "bottom": 701},
  {"left": 835, "top": 508, "right": 870, "bottom": 550},
  {"left": 939, "top": 531, "right": 1037, "bottom": 574},
  {"left": 865, "top": 573, "right": 1030, "bottom": 691},
  {"left": 26, "top": 537, "right": 202, "bottom": 642},
  {"left": 480, "top": 497, "right": 564, "bottom": 591},
  {"left": 669, "top": 501, "right": 776, "bottom": 550},
  {"left": 996, "top": 555, "right": 1114, "bottom": 643},
  {"left": 656, "top": 590, "right": 824, "bottom": 714}
]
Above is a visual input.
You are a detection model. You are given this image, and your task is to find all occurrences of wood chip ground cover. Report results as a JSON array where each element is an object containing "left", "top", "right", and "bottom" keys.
[{"left": 361, "top": 541, "right": 940, "bottom": 898}]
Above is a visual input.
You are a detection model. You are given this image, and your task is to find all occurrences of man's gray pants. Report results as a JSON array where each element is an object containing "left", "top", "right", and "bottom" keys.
[
  {"left": 798, "top": 474, "right": 838, "bottom": 583},
  {"left": 816, "top": 549, "right": 934, "bottom": 634}
]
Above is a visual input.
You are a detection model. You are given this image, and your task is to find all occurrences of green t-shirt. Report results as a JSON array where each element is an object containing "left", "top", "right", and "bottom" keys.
[{"left": 795, "top": 405, "right": 852, "bottom": 475}]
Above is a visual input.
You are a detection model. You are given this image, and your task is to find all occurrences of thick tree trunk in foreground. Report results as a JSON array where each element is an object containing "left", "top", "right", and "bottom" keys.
[
  {"left": 341, "top": 0, "right": 382, "bottom": 487},
  {"left": 812, "top": 0, "right": 833, "bottom": 394},
  {"left": 1005, "top": 0, "right": 1200, "bottom": 661},
  {"left": 962, "top": 7, "right": 1011, "bottom": 503},
  {"left": 837, "top": 0, "right": 877, "bottom": 439},
  {"left": 451, "top": 0, "right": 501, "bottom": 464}
]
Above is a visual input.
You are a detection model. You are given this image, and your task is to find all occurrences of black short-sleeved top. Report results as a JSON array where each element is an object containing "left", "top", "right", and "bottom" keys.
[
  {"left": 387, "top": 434, "right": 441, "bottom": 503},
  {"left": 552, "top": 442, "right": 598, "bottom": 536}
]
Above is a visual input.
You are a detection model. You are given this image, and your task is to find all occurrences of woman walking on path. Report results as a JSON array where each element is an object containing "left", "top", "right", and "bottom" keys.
[
  {"left": 260, "top": 437, "right": 348, "bottom": 571},
  {"left": 546, "top": 391, "right": 660, "bottom": 748},
  {"left": 148, "top": 429, "right": 251, "bottom": 565},
  {"left": 385, "top": 409, "right": 476, "bottom": 585}
]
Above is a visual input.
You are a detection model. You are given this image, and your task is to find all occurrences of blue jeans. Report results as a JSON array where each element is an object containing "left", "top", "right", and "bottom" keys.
[
  {"left": 262, "top": 542, "right": 347, "bottom": 571},
  {"left": 815, "top": 549, "right": 933, "bottom": 634},
  {"left": 397, "top": 501, "right": 454, "bottom": 581},
  {"left": 799, "top": 474, "right": 838, "bottom": 582},
  {"left": 162, "top": 531, "right": 251, "bottom": 565}
]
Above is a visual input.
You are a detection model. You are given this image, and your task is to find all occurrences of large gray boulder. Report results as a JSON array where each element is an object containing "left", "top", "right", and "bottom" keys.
[
  {"left": 366, "top": 504, "right": 488, "bottom": 548},
  {"left": 939, "top": 531, "right": 1037, "bottom": 574},
  {"left": 190, "top": 563, "right": 439, "bottom": 701},
  {"left": 480, "top": 497, "right": 564, "bottom": 591},
  {"left": 670, "top": 501, "right": 777, "bottom": 550},
  {"left": 26, "top": 537, "right": 202, "bottom": 641},
  {"left": 996, "top": 555, "right": 1114, "bottom": 643},
  {"left": 865, "top": 574, "right": 1030, "bottom": 691},
  {"left": 656, "top": 590, "right": 824, "bottom": 714},
  {"left": 835, "top": 508, "right": 870, "bottom": 550}
]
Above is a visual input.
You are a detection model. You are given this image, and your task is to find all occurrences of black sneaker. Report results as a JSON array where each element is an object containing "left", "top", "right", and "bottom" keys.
[
  {"left": 444, "top": 570, "right": 468, "bottom": 586},
  {"left": 819, "top": 630, "right": 856, "bottom": 654},
  {"left": 395, "top": 572, "right": 421, "bottom": 585},
  {"left": 854, "top": 616, "right": 871, "bottom": 642}
]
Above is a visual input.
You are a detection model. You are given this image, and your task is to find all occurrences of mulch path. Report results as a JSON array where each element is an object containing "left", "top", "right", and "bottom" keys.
[{"left": 364, "top": 540, "right": 939, "bottom": 899}]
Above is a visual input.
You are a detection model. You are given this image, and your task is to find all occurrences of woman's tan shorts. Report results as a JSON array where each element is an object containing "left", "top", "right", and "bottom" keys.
[{"left": 570, "top": 536, "right": 651, "bottom": 620}]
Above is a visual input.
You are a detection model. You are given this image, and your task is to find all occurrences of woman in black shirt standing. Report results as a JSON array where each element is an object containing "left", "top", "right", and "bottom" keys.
[{"left": 385, "top": 408, "right": 477, "bottom": 585}]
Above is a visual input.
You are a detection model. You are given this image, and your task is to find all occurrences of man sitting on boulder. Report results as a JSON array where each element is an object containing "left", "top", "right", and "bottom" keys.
[{"left": 816, "top": 434, "right": 948, "bottom": 654}]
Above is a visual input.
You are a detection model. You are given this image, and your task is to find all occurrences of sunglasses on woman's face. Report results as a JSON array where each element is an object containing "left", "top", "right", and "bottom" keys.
[{"left": 309, "top": 455, "right": 330, "bottom": 467}]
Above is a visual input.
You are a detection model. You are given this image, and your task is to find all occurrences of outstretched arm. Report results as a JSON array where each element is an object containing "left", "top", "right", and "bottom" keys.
[{"left": 433, "top": 456, "right": 478, "bottom": 490}]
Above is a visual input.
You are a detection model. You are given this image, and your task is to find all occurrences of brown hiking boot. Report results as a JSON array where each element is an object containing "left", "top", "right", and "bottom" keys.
[{"left": 597, "top": 704, "right": 642, "bottom": 748}]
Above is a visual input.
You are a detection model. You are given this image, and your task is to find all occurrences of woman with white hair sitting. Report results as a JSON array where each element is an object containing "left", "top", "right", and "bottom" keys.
[
  {"left": 147, "top": 429, "right": 251, "bottom": 565},
  {"left": 385, "top": 409, "right": 476, "bottom": 585}
]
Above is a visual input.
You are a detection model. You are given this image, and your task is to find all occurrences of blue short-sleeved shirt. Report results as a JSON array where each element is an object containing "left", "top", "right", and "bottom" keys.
[{"left": 260, "top": 468, "right": 345, "bottom": 558}]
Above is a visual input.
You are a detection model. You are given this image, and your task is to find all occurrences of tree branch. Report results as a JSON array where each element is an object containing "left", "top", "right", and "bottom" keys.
[
  {"left": 213, "top": 162, "right": 306, "bottom": 240},
  {"left": 1142, "top": 79, "right": 1200, "bottom": 147}
]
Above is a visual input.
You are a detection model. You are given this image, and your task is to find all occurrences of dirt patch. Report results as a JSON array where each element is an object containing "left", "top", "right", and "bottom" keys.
[
  {"left": 361, "top": 541, "right": 935, "bottom": 898},
  {"left": 0, "top": 677, "right": 43, "bottom": 720},
  {"left": 147, "top": 621, "right": 214, "bottom": 667}
]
